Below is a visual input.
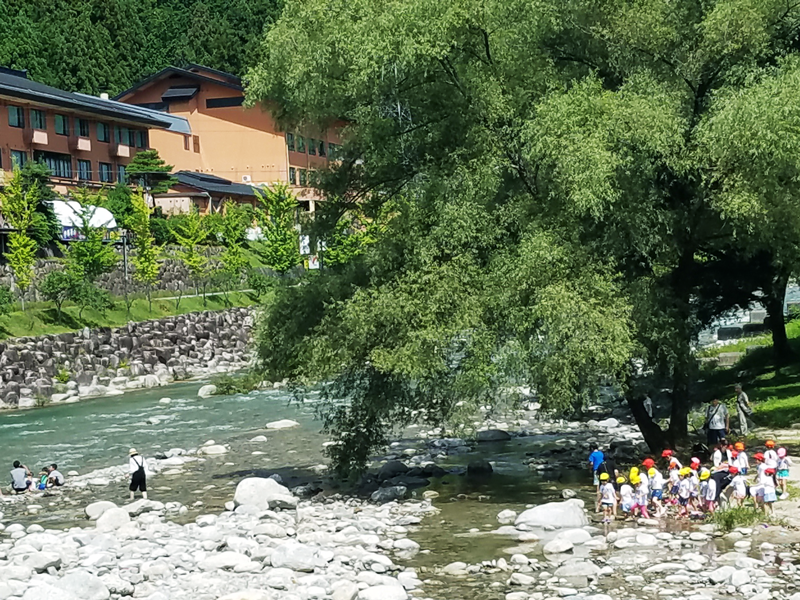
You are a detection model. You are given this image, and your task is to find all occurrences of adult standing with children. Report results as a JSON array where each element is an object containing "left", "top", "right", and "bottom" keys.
[{"left": 704, "top": 398, "right": 729, "bottom": 446}]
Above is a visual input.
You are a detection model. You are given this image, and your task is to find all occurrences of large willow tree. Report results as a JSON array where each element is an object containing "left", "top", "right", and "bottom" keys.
[{"left": 248, "top": 0, "right": 800, "bottom": 471}]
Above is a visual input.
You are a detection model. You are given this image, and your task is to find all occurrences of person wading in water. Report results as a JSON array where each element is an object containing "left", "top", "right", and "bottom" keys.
[{"left": 128, "top": 448, "right": 149, "bottom": 501}]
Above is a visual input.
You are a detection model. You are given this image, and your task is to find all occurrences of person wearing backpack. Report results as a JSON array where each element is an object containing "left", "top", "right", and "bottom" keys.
[
  {"left": 128, "top": 448, "right": 149, "bottom": 501},
  {"left": 704, "top": 398, "right": 729, "bottom": 446}
]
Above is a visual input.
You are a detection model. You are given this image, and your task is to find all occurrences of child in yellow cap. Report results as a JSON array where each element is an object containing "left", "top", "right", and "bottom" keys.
[{"left": 599, "top": 472, "right": 616, "bottom": 523}]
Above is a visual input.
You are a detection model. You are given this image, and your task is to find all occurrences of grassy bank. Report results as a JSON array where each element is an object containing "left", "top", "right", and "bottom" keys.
[
  {"left": 0, "top": 291, "right": 260, "bottom": 340},
  {"left": 700, "top": 320, "right": 800, "bottom": 429}
]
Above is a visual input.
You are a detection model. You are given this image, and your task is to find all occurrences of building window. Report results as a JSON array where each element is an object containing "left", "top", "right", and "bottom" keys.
[
  {"left": 319, "top": 141, "right": 326, "bottom": 157},
  {"left": 55, "top": 114, "right": 70, "bottom": 136},
  {"left": 31, "top": 109, "right": 46, "bottom": 130},
  {"left": 34, "top": 151, "right": 72, "bottom": 178},
  {"left": 299, "top": 169, "right": 307, "bottom": 186},
  {"left": 76, "top": 118, "right": 90, "bottom": 138},
  {"left": 97, "top": 122, "right": 110, "bottom": 143},
  {"left": 308, "top": 139, "right": 316, "bottom": 156},
  {"left": 184, "top": 135, "right": 190, "bottom": 151},
  {"left": 117, "top": 164, "right": 127, "bottom": 183},
  {"left": 77, "top": 159, "right": 92, "bottom": 181},
  {"left": 10, "top": 150, "right": 26, "bottom": 168},
  {"left": 286, "top": 132, "right": 295, "bottom": 152},
  {"left": 288, "top": 167, "right": 296, "bottom": 185},
  {"left": 8, "top": 106, "right": 24, "bottom": 128},
  {"left": 116, "top": 126, "right": 128, "bottom": 145},
  {"left": 328, "top": 143, "right": 338, "bottom": 159},
  {"left": 296, "top": 135, "right": 306, "bottom": 153},
  {"left": 136, "top": 130, "right": 148, "bottom": 148},
  {"left": 193, "top": 135, "right": 200, "bottom": 153},
  {"left": 99, "top": 162, "right": 113, "bottom": 183}
]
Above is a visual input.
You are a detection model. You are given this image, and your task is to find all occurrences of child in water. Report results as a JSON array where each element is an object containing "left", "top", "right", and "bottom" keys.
[
  {"left": 618, "top": 476, "right": 634, "bottom": 518},
  {"left": 599, "top": 473, "right": 616, "bottom": 523}
]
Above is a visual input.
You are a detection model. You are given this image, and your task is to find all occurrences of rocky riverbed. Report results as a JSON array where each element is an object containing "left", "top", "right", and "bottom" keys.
[{"left": 2, "top": 385, "right": 800, "bottom": 600}]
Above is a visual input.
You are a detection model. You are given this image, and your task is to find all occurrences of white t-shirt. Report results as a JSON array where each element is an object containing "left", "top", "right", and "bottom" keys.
[
  {"left": 650, "top": 471, "right": 664, "bottom": 491},
  {"left": 712, "top": 449, "right": 722, "bottom": 467},
  {"left": 668, "top": 469, "right": 680, "bottom": 485},
  {"left": 731, "top": 475, "right": 747, "bottom": 498},
  {"left": 764, "top": 449, "right": 778, "bottom": 469},
  {"left": 678, "top": 479, "right": 691, "bottom": 499},
  {"left": 760, "top": 470, "right": 776, "bottom": 492},
  {"left": 778, "top": 456, "right": 792, "bottom": 471},
  {"left": 704, "top": 479, "right": 717, "bottom": 502},
  {"left": 129, "top": 455, "right": 148, "bottom": 474},
  {"left": 49, "top": 470, "right": 64, "bottom": 485},
  {"left": 619, "top": 484, "right": 634, "bottom": 505},
  {"left": 600, "top": 482, "right": 616, "bottom": 504},
  {"left": 736, "top": 452, "right": 749, "bottom": 470}
]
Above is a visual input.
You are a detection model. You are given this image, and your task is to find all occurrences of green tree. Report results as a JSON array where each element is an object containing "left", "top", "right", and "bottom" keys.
[
  {"left": 39, "top": 270, "right": 77, "bottom": 323},
  {"left": 171, "top": 209, "right": 208, "bottom": 307},
  {"left": 19, "top": 161, "right": 61, "bottom": 247},
  {"left": 251, "top": 183, "right": 301, "bottom": 274},
  {"left": 128, "top": 191, "right": 161, "bottom": 312},
  {"left": 248, "top": 0, "right": 800, "bottom": 469},
  {"left": 0, "top": 169, "right": 39, "bottom": 310},
  {"left": 125, "top": 149, "right": 176, "bottom": 195},
  {"left": 105, "top": 183, "right": 136, "bottom": 229},
  {"left": 217, "top": 201, "right": 250, "bottom": 304},
  {"left": 0, "top": 284, "right": 14, "bottom": 316}
]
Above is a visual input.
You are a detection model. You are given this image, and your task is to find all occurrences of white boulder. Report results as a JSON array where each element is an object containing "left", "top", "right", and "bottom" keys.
[
  {"left": 233, "top": 477, "right": 298, "bottom": 510},
  {"left": 515, "top": 500, "right": 588, "bottom": 529},
  {"left": 266, "top": 419, "right": 300, "bottom": 430},
  {"left": 95, "top": 508, "right": 131, "bottom": 532},
  {"left": 198, "top": 384, "right": 217, "bottom": 398},
  {"left": 85, "top": 501, "right": 117, "bottom": 521}
]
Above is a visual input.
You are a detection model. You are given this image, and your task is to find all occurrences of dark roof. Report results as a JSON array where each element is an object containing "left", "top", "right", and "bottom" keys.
[
  {"left": 173, "top": 171, "right": 258, "bottom": 197},
  {"left": 0, "top": 70, "right": 172, "bottom": 127},
  {"left": 185, "top": 64, "right": 242, "bottom": 85},
  {"left": 113, "top": 66, "right": 243, "bottom": 101},
  {"left": 161, "top": 86, "right": 199, "bottom": 101}
]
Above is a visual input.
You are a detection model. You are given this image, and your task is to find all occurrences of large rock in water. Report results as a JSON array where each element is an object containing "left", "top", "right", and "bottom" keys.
[
  {"left": 233, "top": 477, "right": 298, "bottom": 510},
  {"left": 266, "top": 419, "right": 299, "bottom": 430},
  {"left": 371, "top": 486, "right": 407, "bottom": 504},
  {"left": 515, "top": 499, "right": 588, "bottom": 529},
  {"left": 476, "top": 429, "right": 511, "bottom": 442},
  {"left": 96, "top": 507, "right": 131, "bottom": 532},
  {"left": 198, "top": 384, "right": 217, "bottom": 398}
]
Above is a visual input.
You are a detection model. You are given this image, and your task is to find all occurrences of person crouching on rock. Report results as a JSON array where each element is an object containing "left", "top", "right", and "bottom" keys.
[{"left": 128, "top": 448, "right": 149, "bottom": 501}]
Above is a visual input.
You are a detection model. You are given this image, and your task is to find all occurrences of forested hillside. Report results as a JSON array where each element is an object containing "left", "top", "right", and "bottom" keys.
[{"left": 0, "top": 0, "right": 282, "bottom": 95}]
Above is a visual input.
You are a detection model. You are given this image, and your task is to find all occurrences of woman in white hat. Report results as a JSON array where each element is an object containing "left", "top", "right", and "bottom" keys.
[{"left": 128, "top": 448, "right": 148, "bottom": 501}]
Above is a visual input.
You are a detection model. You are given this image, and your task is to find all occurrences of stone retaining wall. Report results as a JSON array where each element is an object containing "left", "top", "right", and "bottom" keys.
[
  {"left": 0, "top": 246, "right": 233, "bottom": 301},
  {"left": 0, "top": 306, "right": 254, "bottom": 409}
]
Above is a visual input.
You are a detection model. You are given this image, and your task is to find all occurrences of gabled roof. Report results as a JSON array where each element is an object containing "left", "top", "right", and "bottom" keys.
[
  {"left": 113, "top": 66, "right": 243, "bottom": 101},
  {"left": 74, "top": 93, "right": 191, "bottom": 135},
  {"left": 173, "top": 171, "right": 258, "bottom": 198},
  {"left": 0, "top": 70, "right": 172, "bottom": 127}
]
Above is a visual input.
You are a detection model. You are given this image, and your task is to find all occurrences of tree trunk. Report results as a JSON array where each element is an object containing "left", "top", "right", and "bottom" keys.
[
  {"left": 147, "top": 286, "right": 152, "bottom": 313},
  {"left": 668, "top": 364, "right": 691, "bottom": 445},
  {"left": 766, "top": 269, "right": 792, "bottom": 365},
  {"left": 175, "top": 289, "right": 183, "bottom": 311},
  {"left": 626, "top": 395, "right": 668, "bottom": 452}
]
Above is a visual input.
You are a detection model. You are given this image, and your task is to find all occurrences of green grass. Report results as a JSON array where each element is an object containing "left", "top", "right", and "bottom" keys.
[
  {"left": 0, "top": 291, "right": 260, "bottom": 340},
  {"left": 710, "top": 506, "right": 764, "bottom": 532},
  {"left": 700, "top": 319, "right": 800, "bottom": 429}
]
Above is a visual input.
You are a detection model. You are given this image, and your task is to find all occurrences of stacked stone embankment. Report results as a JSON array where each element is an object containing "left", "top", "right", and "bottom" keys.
[{"left": 0, "top": 307, "right": 253, "bottom": 409}]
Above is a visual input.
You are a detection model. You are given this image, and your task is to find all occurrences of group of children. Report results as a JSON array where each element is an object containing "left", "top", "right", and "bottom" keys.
[{"left": 596, "top": 439, "right": 792, "bottom": 523}]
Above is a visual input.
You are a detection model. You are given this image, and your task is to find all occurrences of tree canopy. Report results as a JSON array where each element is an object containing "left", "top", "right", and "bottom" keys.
[
  {"left": 0, "top": 0, "right": 283, "bottom": 95},
  {"left": 248, "top": 0, "right": 800, "bottom": 471}
]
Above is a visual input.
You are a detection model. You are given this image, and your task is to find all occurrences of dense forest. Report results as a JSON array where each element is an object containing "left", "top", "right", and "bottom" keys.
[{"left": 0, "top": 0, "right": 282, "bottom": 95}]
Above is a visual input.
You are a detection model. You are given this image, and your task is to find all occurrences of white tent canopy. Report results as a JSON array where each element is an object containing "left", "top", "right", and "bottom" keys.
[{"left": 51, "top": 200, "right": 117, "bottom": 230}]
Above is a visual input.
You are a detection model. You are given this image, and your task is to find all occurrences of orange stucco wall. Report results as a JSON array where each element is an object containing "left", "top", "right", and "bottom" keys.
[
  {"left": 118, "top": 74, "right": 342, "bottom": 202},
  {"left": 0, "top": 96, "right": 149, "bottom": 187}
]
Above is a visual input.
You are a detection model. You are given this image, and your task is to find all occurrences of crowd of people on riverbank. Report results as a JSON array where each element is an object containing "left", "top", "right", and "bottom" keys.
[{"left": 590, "top": 437, "right": 793, "bottom": 523}]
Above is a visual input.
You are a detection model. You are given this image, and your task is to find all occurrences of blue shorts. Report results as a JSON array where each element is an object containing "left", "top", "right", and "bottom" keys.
[
  {"left": 621, "top": 502, "right": 632, "bottom": 512},
  {"left": 651, "top": 490, "right": 663, "bottom": 500},
  {"left": 670, "top": 484, "right": 679, "bottom": 495},
  {"left": 740, "top": 468, "right": 748, "bottom": 475},
  {"left": 601, "top": 502, "right": 614, "bottom": 508},
  {"left": 764, "top": 490, "right": 777, "bottom": 503},
  {"left": 778, "top": 469, "right": 790, "bottom": 479},
  {"left": 678, "top": 497, "right": 688, "bottom": 506}
]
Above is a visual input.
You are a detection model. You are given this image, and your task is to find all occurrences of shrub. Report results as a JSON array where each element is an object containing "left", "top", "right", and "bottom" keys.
[
  {"left": 55, "top": 367, "right": 71, "bottom": 384},
  {"left": 0, "top": 284, "right": 14, "bottom": 316},
  {"left": 212, "top": 370, "right": 264, "bottom": 395},
  {"left": 247, "top": 270, "right": 274, "bottom": 298},
  {"left": 711, "top": 506, "right": 763, "bottom": 532}
]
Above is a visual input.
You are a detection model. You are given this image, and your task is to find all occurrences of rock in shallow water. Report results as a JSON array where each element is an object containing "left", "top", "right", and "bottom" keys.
[
  {"left": 265, "top": 419, "right": 299, "bottom": 430},
  {"left": 233, "top": 477, "right": 298, "bottom": 510},
  {"left": 515, "top": 499, "right": 588, "bottom": 529},
  {"left": 197, "top": 384, "right": 217, "bottom": 398},
  {"left": 371, "top": 486, "right": 407, "bottom": 504}
]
